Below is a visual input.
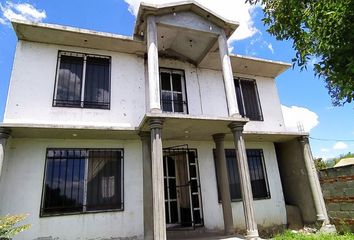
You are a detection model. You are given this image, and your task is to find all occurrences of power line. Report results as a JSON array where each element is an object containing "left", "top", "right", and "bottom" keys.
[{"left": 309, "top": 136, "right": 354, "bottom": 142}]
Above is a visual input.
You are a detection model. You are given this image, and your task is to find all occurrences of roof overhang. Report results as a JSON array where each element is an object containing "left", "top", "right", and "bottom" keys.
[
  {"left": 200, "top": 52, "right": 291, "bottom": 78},
  {"left": 1, "top": 121, "right": 306, "bottom": 143},
  {"left": 133, "top": 1, "right": 239, "bottom": 39},
  {"left": 12, "top": 20, "right": 290, "bottom": 78},
  {"left": 11, "top": 20, "right": 146, "bottom": 55}
]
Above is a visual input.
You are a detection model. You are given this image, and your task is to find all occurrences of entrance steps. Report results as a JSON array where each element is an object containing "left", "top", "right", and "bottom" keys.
[{"left": 167, "top": 228, "right": 245, "bottom": 240}]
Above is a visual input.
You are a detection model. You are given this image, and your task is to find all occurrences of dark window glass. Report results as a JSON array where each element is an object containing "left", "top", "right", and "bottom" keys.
[
  {"left": 86, "top": 150, "right": 122, "bottom": 211},
  {"left": 56, "top": 56, "right": 83, "bottom": 107},
  {"left": 172, "top": 73, "right": 182, "bottom": 92},
  {"left": 43, "top": 149, "right": 85, "bottom": 214},
  {"left": 234, "top": 78, "right": 263, "bottom": 121},
  {"left": 41, "top": 149, "right": 123, "bottom": 216},
  {"left": 160, "top": 69, "right": 187, "bottom": 113},
  {"left": 173, "top": 93, "right": 184, "bottom": 112},
  {"left": 161, "top": 91, "right": 173, "bottom": 112},
  {"left": 84, "top": 57, "right": 110, "bottom": 109},
  {"left": 161, "top": 72, "right": 171, "bottom": 90},
  {"left": 214, "top": 149, "right": 270, "bottom": 201},
  {"left": 54, "top": 52, "right": 110, "bottom": 109}
]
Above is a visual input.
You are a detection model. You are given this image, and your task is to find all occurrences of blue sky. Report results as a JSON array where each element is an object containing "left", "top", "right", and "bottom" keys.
[{"left": 0, "top": 0, "right": 353, "bottom": 159}]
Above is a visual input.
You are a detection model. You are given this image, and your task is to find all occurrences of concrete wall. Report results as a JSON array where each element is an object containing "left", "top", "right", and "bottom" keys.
[
  {"left": 159, "top": 58, "right": 286, "bottom": 132},
  {"left": 0, "top": 138, "right": 286, "bottom": 239},
  {"left": 319, "top": 166, "right": 354, "bottom": 232},
  {"left": 0, "top": 138, "right": 144, "bottom": 240},
  {"left": 163, "top": 139, "right": 287, "bottom": 230},
  {"left": 275, "top": 139, "right": 317, "bottom": 224},
  {"left": 4, "top": 41, "right": 146, "bottom": 128},
  {"left": 5, "top": 41, "right": 286, "bottom": 133}
]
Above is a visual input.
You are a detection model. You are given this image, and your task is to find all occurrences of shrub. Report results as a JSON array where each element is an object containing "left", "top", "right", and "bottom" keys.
[{"left": 0, "top": 214, "right": 31, "bottom": 239}]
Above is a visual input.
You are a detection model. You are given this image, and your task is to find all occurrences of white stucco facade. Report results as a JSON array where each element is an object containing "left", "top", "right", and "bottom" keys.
[
  {"left": 0, "top": 138, "right": 144, "bottom": 240},
  {"left": 4, "top": 41, "right": 146, "bottom": 128},
  {"left": 0, "top": 138, "right": 286, "bottom": 240},
  {"left": 4, "top": 41, "right": 285, "bottom": 133},
  {"left": 1, "top": 2, "right": 323, "bottom": 240}
]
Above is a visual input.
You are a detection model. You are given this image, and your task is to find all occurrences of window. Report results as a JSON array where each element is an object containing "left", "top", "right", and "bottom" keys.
[
  {"left": 41, "top": 149, "right": 123, "bottom": 216},
  {"left": 214, "top": 149, "right": 270, "bottom": 201},
  {"left": 160, "top": 68, "right": 188, "bottom": 113},
  {"left": 234, "top": 78, "right": 263, "bottom": 121},
  {"left": 53, "top": 51, "right": 111, "bottom": 109}
]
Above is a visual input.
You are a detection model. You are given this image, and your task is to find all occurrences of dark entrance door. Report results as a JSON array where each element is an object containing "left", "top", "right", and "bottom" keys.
[{"left": 163, "top": 145, "right": 203, "bottom": 229}]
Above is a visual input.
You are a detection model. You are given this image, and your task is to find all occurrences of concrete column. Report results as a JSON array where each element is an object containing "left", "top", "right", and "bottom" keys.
[
  {"left": 218, "top": 30, "right": 240, "bottom": 118},
  {"left": 147, "top": 16, "right": 161, "bottom": 113},
  {"left": 229, "top": 122, "right": 259, "bottom": 240},
  {"left": 149, "top": 118, "right": 166, "bottom": 240},
  {"left": 299, "top": 136, "right": 328, "bottom": 223},
  {"left": 0, "top": 128, "right": 10, "bottom": 180},
  {"left": 213, "top": 133, "right": 235, "bottom": 235},
  {"left": 139, "top": 131, "right": 154, "bottom": 240}
]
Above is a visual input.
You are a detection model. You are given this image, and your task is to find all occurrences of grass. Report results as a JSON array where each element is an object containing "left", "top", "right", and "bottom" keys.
[{"left": 273, "top": 230, "right": 354, "bottom": 240}]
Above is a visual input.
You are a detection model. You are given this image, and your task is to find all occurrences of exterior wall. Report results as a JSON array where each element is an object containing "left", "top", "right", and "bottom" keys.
[
  {"left": 163, "top": 140, "right": 287, "bottom": 231},
  {"left": 237, "top": 74, "right": 285, "bottom": 133},
  {"left": 0, "top": 137, "right": 286, "bottom": 239},
  {"left": 319, "top": 166, "right": 354, "bottom": 232},
  {"left": 159, "top": 59, "right": 286, "bottom": 133},
  {"left": 5, "top": 41, "right": 285, "bottom": 133},
  {"left": 0, "top": 138, "right": 144, "bottom": 240},
  {"left": 4, "top": 41, "right": 146, "bottom": 128},
  {"left": 275, "top": 140, "right": 317, "bottom": 224}
]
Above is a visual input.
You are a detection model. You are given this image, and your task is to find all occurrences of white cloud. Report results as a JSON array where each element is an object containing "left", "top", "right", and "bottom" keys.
[
  {"left": 0, "top": 1, "right": 46, "bottom": 25},
  {"left": 245, "top": 32, "right": 274, "bottom": 55},
  {"left": 333, "top": 141, "right": 348, "bottom": 150},
  {"left": 124, "top": 0, "right": 259, "bottom": 41},
  {"left": 320, "top": 148, "right": 329, "bottom": 153},
  {"left": 267, "top": 43, "right": 274, "bottom": 54},
  {"left": 281, "top": 105, "right": 319, "bottom": 132},
  {"left": 0, "top": 17, "right": 6, "bottom": 25}
]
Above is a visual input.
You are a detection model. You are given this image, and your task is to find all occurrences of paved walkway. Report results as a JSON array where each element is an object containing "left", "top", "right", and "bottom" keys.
[{"left": 167, "top": 231, "right": 245, "bottom": 240}]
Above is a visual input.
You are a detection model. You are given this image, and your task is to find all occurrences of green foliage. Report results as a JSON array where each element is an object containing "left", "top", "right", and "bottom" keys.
[
  {"left": 246, "top": 0, "right": 354, "bottom": 106},
  {"left": 314, "top": 158, "right": 327, "bottom": 170},
  {"left": 273, "top": 230, "right": 354, "bottom": 240},
  {"left": 314, "top": 152, "right": 354, "bottom": 170},
  {"left": 0, "top": 214, "right": 31, "bottom": 239},
  {"left": 338, "top": 151, "right": 354, "bottom": 159}
]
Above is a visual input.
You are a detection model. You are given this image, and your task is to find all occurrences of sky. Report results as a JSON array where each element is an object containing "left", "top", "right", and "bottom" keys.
[{"left": 0, "top": 0, "right": 353, "bottom": 159}]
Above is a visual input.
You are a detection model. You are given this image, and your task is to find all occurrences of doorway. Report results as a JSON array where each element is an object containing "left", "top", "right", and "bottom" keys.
[{"left": 163, "top": 145, "right": 203, "bottom": 229}]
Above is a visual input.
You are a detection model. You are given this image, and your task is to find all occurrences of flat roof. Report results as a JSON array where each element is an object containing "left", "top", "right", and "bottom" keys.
[{"left": 11, "top": 20, "right": 290, "bottom": 78}]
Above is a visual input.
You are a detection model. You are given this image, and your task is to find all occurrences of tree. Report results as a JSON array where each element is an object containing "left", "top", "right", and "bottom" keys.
[
  {"left": 314, "top": 157, "right": 327, "bottom": 170},
  {"left": 246, "top": 0, "right": 354, "bottom": 105}
]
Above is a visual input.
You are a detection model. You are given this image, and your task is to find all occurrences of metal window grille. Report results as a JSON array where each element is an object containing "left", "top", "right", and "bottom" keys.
[
  {"left": 213, "top": 149, "right": 270, "bottom": 201},
  {"left": 234, "top": 78, "right": 263, "bottom": 121},
  {"left": 163, "top": 145, "right": 204, "bottom": 229},
  {"left": 160, "top": 68, "right": 188, "bottom": 114},
  {"left": 53, "top": 51, "right": 111, "bottom": 109},
  {"left": 40, "top": 148, "right": 123, "bottom": 216}
]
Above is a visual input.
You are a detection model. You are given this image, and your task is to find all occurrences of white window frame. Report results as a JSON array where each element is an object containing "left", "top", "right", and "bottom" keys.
[{"left": 160, "top": 68, "right": 188, "bottom": 114}]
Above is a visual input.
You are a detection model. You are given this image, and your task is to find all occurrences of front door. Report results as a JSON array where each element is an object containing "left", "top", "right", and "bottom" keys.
[{"left": 163, "top": 145, "right": 203, "bottom": 229}]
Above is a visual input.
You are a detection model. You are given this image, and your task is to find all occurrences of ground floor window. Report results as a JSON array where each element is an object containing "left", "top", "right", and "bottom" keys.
[
  {"left": 214, "top": 149, "right": 270, "bottom": 201},
  {"left": 41, "top": 149, "right": 123, "bottom": 216}
]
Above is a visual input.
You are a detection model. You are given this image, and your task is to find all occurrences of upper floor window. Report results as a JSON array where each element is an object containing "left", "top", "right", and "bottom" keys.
[
  {"left": 53, "top": 51, "right": 111, "bottom": 109},
  {"left": 160, "top": 68, "right": 188, "bottom": 113},
  {"left": 234, "top": 78, "right": 263, "bottom": 121},
  {"left": 214, "top": 149, "right": 270, "bottom": 201},
  {"left": 41, "top": 148, "right": 123, "bottom": 216}
]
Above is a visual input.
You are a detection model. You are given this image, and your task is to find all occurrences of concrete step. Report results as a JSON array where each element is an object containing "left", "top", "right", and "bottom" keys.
[{"left": 167, "top": 228, "right": 245, "bottom": 240}]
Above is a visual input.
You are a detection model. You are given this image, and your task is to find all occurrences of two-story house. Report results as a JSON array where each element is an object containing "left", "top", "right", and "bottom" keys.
[{"left": 0, "top": 2, "right": 333, "bottom": 240}]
